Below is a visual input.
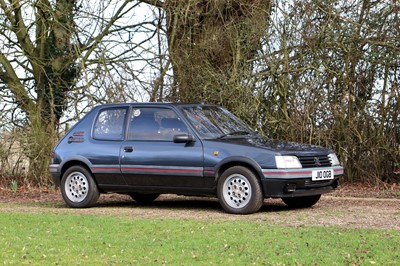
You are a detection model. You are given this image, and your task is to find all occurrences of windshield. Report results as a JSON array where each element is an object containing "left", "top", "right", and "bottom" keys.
[{"left": 181, "top": 105, "right": 254, "bottom": 139}]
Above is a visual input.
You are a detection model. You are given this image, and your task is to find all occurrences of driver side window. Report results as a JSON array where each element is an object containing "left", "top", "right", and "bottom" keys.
[{"left": 127, "top": 108, "right": 188, "bottom": 141}]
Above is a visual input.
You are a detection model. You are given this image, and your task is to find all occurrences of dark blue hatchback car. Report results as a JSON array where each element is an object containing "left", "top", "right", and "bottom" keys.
[{"left": 50, "top": 103, "right": 343, "bottom": 214}]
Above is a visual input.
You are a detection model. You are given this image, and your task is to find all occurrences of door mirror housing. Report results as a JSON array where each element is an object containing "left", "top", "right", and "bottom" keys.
[{"left": 173, "top": 134, "right": 196, "bottom": 143}]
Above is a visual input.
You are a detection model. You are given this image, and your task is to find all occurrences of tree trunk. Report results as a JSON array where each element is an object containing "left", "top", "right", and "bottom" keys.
[
  {"left": 25, "top": 110, "right": 57, "bottom": 184},
  {"left": 165, "top": 0, "right": 271, "bottom": 110},
  {"left": 28, "top": 0, "right": 78, "bottom": 183}
]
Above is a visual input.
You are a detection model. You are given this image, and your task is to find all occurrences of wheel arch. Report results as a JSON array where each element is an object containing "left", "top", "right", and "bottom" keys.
[
  {"left": 59, "top": 158, "right": 95, "bottom": 185},
  {"left": 214, "top": 157, "right": 265, "bottom": 192}
]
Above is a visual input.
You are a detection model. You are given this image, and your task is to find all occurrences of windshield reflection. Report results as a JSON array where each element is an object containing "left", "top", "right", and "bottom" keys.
[{"left": 181, "top": 105, "right": 253, "bottom": 139}]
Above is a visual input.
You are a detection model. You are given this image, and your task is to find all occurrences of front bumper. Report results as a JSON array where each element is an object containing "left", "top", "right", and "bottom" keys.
[{"left": 261, "top": 166, "right": 343, "bottom": 197}]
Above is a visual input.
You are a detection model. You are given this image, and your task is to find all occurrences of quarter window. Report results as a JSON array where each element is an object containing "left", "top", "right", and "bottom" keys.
[{"left": 93, "top": 108, "right": 127, "bottom": 140}]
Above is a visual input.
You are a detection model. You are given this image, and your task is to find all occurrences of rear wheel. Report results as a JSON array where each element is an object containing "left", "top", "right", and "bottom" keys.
[
  {"left": 129, "top": 192, "right": 160, "bottom": 203},
  {"left": 61, "top": 166, "right": 99, "bottom": 208},
  {"left": 281, "top": 194, "right": 321, "bottom": 208},
  {"left": 217, "top": 166, "right": 263, "bottom": 214}
]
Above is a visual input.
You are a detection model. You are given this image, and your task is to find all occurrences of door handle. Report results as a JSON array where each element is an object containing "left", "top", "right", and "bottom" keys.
[{"left": 124, "top": 146, "right": 133, "bottom": 152}]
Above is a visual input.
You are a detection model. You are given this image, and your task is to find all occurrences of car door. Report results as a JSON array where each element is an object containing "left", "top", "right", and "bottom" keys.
[{"left": 120, "top": 106, "right": 205, "bottom": 188}]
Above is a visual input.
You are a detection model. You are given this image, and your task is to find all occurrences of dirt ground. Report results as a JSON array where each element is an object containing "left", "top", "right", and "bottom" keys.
[{"left": 0, "top": 183, "right": 399, "bottom": 230}]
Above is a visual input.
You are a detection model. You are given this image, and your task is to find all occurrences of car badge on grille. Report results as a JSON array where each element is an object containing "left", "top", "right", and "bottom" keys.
[{"left": 314, "top": 157, "right": 321, "bottom": 166}]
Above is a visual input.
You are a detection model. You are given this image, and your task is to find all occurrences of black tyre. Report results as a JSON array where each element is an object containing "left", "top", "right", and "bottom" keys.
[
  {"left": 217, "top": 166, "right": 264, "bottom": 214},
  {"left": 281, "top": 194, "right": 321, "bottom": 208},
  {"left": 129, "top": 192, "right": 160, "bottom": 203},
  {"left": 60, "top": 166, "right": 100, "bottom": 208}
]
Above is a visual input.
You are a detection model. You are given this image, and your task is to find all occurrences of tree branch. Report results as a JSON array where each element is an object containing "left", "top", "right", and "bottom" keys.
[
  {"left": 0, "top": 0, "right": 37, "bottom": 59},
  {"left": 35, "top": 0, "right": 53, "bottom": 59},
  {"left": 80, "top": 0, "right": 137, "bottom": 62},
  {"left": 138, "top": 0, "right": 165, "bottom": 9},
  {"left": 0, "top": 51, "right": 36, "bottom": 114}
]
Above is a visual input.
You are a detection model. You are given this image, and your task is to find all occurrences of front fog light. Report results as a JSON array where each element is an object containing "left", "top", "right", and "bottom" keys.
[{"left": 275, "top": 155, "right": 302, "bottom": 169}]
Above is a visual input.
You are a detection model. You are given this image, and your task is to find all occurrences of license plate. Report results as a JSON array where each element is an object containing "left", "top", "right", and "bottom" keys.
[{"left": 312, "top": 169, "right": 334, "bottom": 181}]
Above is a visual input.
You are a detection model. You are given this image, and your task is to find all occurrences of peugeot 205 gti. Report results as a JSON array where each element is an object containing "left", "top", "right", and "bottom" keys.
[{"left": 50, "top": 103, "right": 344, "bottom": 214}]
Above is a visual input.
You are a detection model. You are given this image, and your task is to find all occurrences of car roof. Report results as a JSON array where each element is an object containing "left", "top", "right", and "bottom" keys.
[{"left": 92, "top": 102, "right": 220, "bottom": 109}]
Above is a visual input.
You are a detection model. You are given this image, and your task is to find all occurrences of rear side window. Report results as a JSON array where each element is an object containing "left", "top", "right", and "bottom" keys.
[{"left": 93, "top": 108, "right": 127, "bottom": 140}]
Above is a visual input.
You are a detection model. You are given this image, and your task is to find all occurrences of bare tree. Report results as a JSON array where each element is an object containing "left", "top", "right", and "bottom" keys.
[{"left": 0, "top": 0, "right": 161, "bottom": 182}]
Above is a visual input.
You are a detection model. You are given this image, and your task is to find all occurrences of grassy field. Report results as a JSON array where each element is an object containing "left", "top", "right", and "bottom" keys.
[{"left": 0, "top": 211, "right": 399, "bottom": 265}]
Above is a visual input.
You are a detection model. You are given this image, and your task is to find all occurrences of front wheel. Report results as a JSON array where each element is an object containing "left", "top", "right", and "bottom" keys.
[
  {"left": 61, "top": 166, "right": 100, "bottom": 208},
  {"left": 281, "top": 194, "right": 321, "bottom": 208},
  {"left": 217, "top": 166, "right": 264, "bottom": 214}
]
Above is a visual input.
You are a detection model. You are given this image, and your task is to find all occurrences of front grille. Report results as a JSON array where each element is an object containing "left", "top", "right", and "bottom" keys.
[{"left": 298, "top": 155, "right": 331, "bottom": 168}]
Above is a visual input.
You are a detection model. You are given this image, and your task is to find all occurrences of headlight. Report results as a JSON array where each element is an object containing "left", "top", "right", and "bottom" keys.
[
  {"left": 328, "top": 153, "right": 340, "bottom": 166},
  {"left": 275, "top": 155, "right": 302, "bottom": 169}
]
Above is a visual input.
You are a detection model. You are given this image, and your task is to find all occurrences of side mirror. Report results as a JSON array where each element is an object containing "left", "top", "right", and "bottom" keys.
[{"left": 173, "top": 134, "right": 196, "bottom": 143}]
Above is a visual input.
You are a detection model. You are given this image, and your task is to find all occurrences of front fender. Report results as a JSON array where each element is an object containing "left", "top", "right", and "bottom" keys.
[{"left": 213, "top": 156, "right": 264, "bottom": 181}]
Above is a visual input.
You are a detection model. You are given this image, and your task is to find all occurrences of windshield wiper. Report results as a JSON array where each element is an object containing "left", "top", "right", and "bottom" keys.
[{"left": 218, "top": 131, "right": 252, "bottom": 139}]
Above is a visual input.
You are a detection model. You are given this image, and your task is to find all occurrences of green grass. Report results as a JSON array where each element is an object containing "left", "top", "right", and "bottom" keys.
[{"left": 0, "top": 213, "right": 399, "bottom": 265}]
